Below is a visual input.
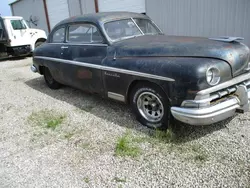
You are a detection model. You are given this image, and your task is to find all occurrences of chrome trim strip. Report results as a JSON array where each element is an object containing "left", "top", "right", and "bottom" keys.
[
  {"left": 108, "top": 92, "right": 125, "bottom": 102},
  {"left": 47, "top": 43, "right": 108, "bottom": 47},
  {"left": 34, "top": 56, "right": 175, "bottom": 82},
  {"left": 197, "top": 72, "right": 250, "bottom": 96}
]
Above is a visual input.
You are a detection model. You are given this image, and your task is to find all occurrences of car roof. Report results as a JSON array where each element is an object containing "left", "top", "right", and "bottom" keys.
[{"left": 55, "top": 12, "right": 149, "bottom": 28}]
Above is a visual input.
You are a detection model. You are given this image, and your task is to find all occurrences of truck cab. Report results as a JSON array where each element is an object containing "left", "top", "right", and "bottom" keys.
[{"left": 0, "top": 16, "right": 47, "bottom": 57}]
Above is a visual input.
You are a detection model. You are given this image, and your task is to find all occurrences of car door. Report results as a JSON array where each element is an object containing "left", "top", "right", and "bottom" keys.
[
  {"left": 60, "top": 23, "right": 107, "bottom": 94},
  {"left": 9, "top": 19, "right": 31, "bottom": 46},
  {"left": 43, "top": 26, "right": 66, "bottom": 83}
]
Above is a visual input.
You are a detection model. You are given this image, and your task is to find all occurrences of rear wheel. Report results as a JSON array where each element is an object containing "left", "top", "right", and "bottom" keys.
[
  {"left": 130, "top": 83, "right": 169, "bottom": 129},
  {"left": 44, "top": 67, "right": 61, "bottom": 89}
]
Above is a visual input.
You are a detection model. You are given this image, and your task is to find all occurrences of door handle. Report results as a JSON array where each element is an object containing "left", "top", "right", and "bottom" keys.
[{"left": 61, "top": 46, "right": 68, "bottom": 49}]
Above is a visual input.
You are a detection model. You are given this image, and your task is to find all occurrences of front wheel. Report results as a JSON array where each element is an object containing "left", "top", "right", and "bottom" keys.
[
  {"left": 44, "top": 67, "right": 61, "bottom": 89},
  {"left": 130, "top": 83, "right": 169, "bottom": 129}
]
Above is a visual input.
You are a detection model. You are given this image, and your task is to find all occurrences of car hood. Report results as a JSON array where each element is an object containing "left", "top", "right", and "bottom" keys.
[{"left": 113, "top": 35, "right": 250, "bottom": 77}]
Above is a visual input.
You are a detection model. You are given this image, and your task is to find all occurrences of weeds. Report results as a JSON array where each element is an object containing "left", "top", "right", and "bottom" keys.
[
  {"left": 113, "top": 177, "right": 126, "bottom": 183},
  {"left": 115, "top": 132, "right": 141, "bottom": 157},
  {"left": 28, "top": 110, "right": 65, "bottom": 130}
]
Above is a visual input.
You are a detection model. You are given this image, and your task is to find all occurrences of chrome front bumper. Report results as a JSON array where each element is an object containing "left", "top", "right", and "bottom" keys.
[
  {"left": 31, "top": 65, "right": 38, "bottom": 73},
  {"left": 171, "top": 73, "right": 250, "bottom": 125}
]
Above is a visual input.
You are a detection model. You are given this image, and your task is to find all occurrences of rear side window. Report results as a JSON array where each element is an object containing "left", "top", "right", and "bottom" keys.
[
  {"left": 67, "top": 24, "right": 103, "bottom": 44},
  {"left": 51, "top": 27, "right": 65, "bottom": 43},
  {"left": 11, "top": 20, "right": 27, "bottom": 30}
]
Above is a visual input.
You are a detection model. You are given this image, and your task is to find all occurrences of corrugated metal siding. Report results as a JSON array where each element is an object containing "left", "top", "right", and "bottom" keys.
[
  {"left": 98, "top": 0, "right": 145, "bottom": 13},
  {"left": 68, "top": 0, "right": 95, "bottom": 16},
  {"left": 68, "top": 0, "right": 82, "bottom": 16},
  {"left": 146, "top": 0, "right": 250, "bottom": 47},
  {"left": 80, "top": 0, "right": 95, "bottom": 14},
  {"left": 46, "top": 0, "right": 69, "bottom": 29},
  {"left": 11, "top": 0, "right": 49, "bottom": 33}
]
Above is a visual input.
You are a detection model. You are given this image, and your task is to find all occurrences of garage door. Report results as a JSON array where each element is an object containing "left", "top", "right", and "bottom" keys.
[
  {"left": 98, "top": 0, "right": 145, "bottom": 13},
  {"left": 46, "top": 0, "right": 69, "bottom": 29}
]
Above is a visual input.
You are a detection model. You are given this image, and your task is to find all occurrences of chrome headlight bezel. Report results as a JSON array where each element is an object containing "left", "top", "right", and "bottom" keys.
[{"left": 206, "top": 67, "right": 221, "bottom": 86}]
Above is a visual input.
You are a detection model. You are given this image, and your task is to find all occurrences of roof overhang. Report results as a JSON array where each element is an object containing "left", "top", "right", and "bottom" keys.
[{"left": 8, "top": 0, "right": 20, "bottom": 5}]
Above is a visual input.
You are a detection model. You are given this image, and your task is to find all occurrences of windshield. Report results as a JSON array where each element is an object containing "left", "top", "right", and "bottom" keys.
[
  {"left": 104, "top": 18, "right": 162, "bottom": 41},
  {"left": 11, "top": 19, "right": 27, "bottom": 30}
]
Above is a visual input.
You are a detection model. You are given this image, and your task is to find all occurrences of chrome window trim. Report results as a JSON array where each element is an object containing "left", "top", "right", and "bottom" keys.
[
  {"left": 47, "top": 43, "right": 108, "bottom": 47},
  {"left": 131, "top": 18, "right": 144, "bottom": 35},
  {"left": 34, "top": 56, "right": 175, "bottom": 82},
  {"left": 66, "top": 23, "right": 104, "bottom": 44}
]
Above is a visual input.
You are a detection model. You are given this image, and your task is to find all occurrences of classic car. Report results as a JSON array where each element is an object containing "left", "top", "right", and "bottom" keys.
[{"left": 31, "top": 12, "right": 250, "bottom": 129}]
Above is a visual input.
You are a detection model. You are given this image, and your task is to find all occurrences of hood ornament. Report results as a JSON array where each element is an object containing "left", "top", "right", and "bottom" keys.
[{"left": 209, "top": 36, "right": 244, "bottom": 42}]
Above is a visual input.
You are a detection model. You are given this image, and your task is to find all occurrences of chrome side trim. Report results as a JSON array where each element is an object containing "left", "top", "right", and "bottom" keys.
[
  {"left": 47, "top": 43, "right": 108, "bottom": 47},
  {"left": 196, "top": 72, "right": 250, "bottom": 97},
  {"left": 34, "top": 56, "right": 175, "bottom": 82},
  {"left": 108, "top": 92, "right": 125, "bottom": 102}
]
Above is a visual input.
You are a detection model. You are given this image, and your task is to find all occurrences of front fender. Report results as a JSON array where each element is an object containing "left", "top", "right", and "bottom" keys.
[{"left": 103, "top": 56, "right": 232, "bottom": 105}]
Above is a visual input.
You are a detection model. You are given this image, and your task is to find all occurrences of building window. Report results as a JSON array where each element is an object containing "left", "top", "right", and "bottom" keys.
[
  {"left": 67, "top": 24, "right": 103, "bottom": 43},
  {"left": 52, "top": 27, "right": 65, "bottom": 43},
  {"left": 11, "top": 20, "right": 27, "bottom": 30}
]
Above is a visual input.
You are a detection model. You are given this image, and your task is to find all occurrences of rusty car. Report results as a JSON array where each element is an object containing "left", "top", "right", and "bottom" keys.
[{"left": 31, "top": 12, "right": 250, "bottom": 129}]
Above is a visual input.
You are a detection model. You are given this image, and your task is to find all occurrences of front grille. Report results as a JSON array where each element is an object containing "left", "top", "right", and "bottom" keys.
[{"left": 209, "top": 80, "right": 250, "bottom": 103}]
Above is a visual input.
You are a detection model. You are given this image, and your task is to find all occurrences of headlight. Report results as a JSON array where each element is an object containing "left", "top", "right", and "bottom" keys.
[{"left": 206, "top": 67, "right": 220, "bottom": 85}]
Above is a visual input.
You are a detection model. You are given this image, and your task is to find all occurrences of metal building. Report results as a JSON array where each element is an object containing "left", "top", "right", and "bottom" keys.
[
  {"left": 146, "top": 0, "right": 250, "bottom": 47},
  {"left": 8, "top": 0, "right": 250, "bottom": 47}
]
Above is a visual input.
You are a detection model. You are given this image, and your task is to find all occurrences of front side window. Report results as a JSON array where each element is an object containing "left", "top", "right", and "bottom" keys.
[
  {"left": 104, "top": 18, "right": 162, "bottom": 41},
  {"left": 133, "top": 19, "right": 160, "bottom": 35},
  {"left": 104, "top": 19, "right": 142, "bottom": 41},
  {"left": 11, "top": 20, "right": 27, "bottom": 30},
  {"left": 68, "top": 24, "right": 103, "bottom": 43},
  {"left": 52, "top": 27, "right": 65, "bottom": 43}
]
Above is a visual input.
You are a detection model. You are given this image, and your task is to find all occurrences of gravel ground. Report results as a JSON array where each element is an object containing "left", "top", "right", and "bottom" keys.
[{"left": 0, "top": 57, "right": 249, "bottom": 188}]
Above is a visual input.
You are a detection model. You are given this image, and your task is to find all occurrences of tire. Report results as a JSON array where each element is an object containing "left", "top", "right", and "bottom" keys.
[
  {"left": 44, "top": 67, "right": 61, "bottom": 89},
  {"left": 130, "top": 83, "right": 170, "bottom": 129},
  {"left": 35, "top": 41, "right": 44, "bottom": 48}
]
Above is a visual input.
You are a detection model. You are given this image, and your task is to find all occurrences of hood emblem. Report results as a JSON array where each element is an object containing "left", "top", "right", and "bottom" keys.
[{"left": 209, "top": 36, "right": 244, "bottom": 42}]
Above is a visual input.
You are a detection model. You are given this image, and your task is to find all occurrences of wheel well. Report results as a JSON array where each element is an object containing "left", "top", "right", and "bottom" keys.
[
  {"left": 126, "top": 80, "right": 169, "bottom": 104},
  {"left": 35, "top": 38, "right": 46, "bottom": 44},
  {"left": 39, "top": 66, "right": 45, "bottom": 75}
]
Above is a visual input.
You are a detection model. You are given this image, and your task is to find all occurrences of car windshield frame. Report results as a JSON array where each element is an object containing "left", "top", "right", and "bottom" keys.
[{"left": 103, "top": 18, "right": 163, "bottom": 42}]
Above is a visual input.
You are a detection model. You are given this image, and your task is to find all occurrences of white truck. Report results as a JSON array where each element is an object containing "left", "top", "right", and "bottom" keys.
[{"left": 0, "top": 16, "right": 47, "bottom": 58}]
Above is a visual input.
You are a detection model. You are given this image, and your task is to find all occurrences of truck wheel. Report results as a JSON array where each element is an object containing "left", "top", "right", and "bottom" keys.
[
  {"left": 35, "top": 41, "right": 43, "bottom": 48},
  {"left": 130, "top": 83, "right": 169, "bottom": 129},
  {"left": 44, "top": 67, "right": 61, "bottom": 89}
]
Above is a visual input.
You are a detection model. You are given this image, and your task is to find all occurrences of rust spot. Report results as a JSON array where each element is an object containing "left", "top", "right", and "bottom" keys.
[{"left": 77, "top": 69, "right": 92, "bottom": 79}]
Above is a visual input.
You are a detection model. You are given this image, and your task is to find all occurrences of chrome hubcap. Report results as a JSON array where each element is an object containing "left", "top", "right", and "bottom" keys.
[{"left": 137, "top": 92, "right": 164, "bottom": 123}]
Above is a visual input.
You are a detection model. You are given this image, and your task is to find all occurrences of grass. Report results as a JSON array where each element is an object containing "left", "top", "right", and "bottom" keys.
[
  {"left": 153, "top": 128, "right": 176, "bottom": 143},
  {"left": 28, "top": 110, "right": 66, "bottom": 130},
  {"left": 113, "top": 177, "right": 126, "bottom": 183},
  {"left": 115, "top": 132, "right": 141, "bottom": 158},
  {"left": 83, "top": 177, "right": 90, "bottom": 183},
  {"left": 64, "top": 132, "right": 75, "bottom": 139}
]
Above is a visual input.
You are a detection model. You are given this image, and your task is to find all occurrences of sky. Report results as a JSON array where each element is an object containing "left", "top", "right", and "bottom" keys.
[{"left": 0, "top": 0, "right": 11, "bottom": 16}]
